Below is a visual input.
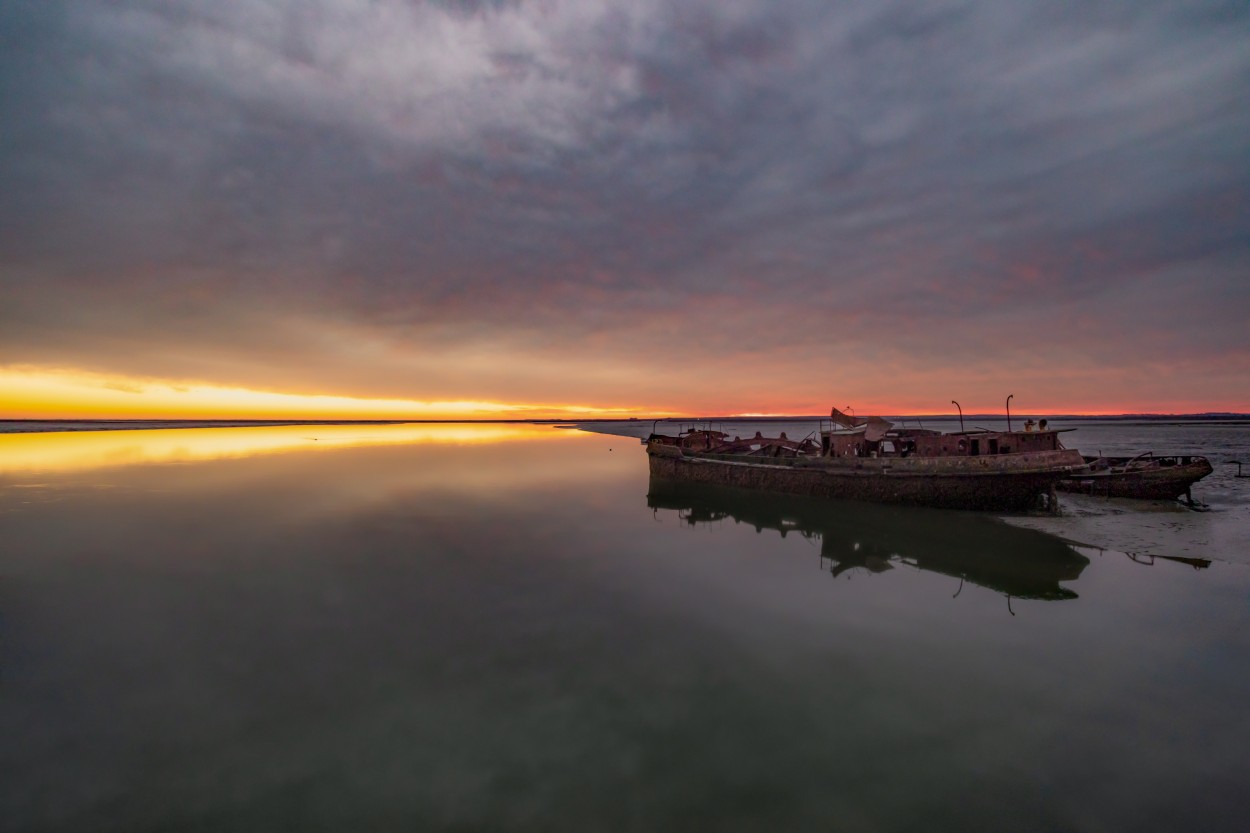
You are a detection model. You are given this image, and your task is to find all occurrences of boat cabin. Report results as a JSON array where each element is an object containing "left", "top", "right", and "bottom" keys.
[{"left": 821, "top": 426, "right": 1067, "bottom": 458}]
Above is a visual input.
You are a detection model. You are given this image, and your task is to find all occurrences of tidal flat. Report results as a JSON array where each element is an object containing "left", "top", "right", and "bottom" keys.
[{"left": 2, "top": 422, "right": 1248, "bottom": 832}]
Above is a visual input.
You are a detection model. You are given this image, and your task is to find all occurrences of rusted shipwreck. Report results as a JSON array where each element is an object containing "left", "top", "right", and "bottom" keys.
[
  {"left": 645, "top": 407, "right": 1086, "bottom": 512},
  {"left": 1058, "top": 453, "right": 1213, "bottom": 502}
]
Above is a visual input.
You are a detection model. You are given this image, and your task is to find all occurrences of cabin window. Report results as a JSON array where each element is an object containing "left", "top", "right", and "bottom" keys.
[
  {"left": 988, "top": 439, "right": 999, "bottom": 454},
  {"left": 970, "top": 439, "right": 980, "bottom": 456},
  {"left": 881, "top": 441, "right": 895, "bottom": 454}
]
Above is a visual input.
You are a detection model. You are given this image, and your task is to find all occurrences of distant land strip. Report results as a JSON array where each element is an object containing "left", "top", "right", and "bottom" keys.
[{"left": 3, "top": 414, "right": 1250, "bottom": 434}]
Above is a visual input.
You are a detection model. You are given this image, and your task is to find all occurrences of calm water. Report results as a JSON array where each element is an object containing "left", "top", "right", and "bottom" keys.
[{"left": 2, "top": 423, "right": 1249, "bottom": 831}]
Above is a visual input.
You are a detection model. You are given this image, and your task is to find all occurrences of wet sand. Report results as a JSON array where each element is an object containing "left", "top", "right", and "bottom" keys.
[{"left": 1002, "top": 493, "right": 1250, "bottom": 568}]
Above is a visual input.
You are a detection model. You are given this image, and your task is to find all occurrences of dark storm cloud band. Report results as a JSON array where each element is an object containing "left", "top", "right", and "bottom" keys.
[{"left": 1, "top": 0, "right": 1247, "bottom": 412}]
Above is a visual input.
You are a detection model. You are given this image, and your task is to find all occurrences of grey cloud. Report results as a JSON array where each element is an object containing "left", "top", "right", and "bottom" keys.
[{"left": 1, "top": 0, "right": 1247, "bottom": 404}]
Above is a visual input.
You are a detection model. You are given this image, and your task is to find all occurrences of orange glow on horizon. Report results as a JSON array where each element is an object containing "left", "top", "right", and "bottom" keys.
[
  {"left": 2, "top": 367, "right": 1242, "bottom": 422},
  {"left": 0, "top": 367, "right": 653, "bottom": 421}
]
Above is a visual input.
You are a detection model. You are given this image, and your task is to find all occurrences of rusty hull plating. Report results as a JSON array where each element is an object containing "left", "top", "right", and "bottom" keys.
[{"left": 645, "top": 415, "right": 1086, "bottom": 512}]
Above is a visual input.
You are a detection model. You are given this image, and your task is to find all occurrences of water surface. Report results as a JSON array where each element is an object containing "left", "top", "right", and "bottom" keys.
[{"left": 2, "top": 424, "right": 1248, "bottom": 831}]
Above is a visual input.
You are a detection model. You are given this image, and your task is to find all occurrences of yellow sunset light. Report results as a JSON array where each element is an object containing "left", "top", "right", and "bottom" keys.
[
  {"left": 0, "top": 422, "right": 566, "bottom": 475},
  {"left": 0, "top": 368, "right": 636, "bottom": 420}
]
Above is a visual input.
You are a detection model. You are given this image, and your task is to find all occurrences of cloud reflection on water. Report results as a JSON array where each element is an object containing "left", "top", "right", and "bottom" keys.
[{"left": 2, "top": 423, "right": 1248, "bottom": 831}]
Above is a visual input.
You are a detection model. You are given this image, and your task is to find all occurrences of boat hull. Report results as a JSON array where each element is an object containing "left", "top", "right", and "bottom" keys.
[
  {"left": 1058, "top": 456, "right": 1213, "bottom": 500},
  {"left": 647, "top": 444, "right": 1085, "bottom": 512}
]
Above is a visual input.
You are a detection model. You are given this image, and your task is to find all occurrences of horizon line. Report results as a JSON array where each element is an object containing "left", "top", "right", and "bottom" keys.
[{"left": 4, "top": 411, "right": 1249, "bottom": 426}]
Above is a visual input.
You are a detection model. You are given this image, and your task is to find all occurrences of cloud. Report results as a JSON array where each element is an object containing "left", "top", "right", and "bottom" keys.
[{"left": 1, "top": 0, "right": 1248, "bottom": 412}]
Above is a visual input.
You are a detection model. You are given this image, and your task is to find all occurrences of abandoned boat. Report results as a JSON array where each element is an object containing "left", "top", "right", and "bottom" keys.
[
  {"left": 645, "top": 408, "right": 1087, "bottom": 512},
  {"left": 1057, "top": 453, "right": 1213, "bottom": 501}
]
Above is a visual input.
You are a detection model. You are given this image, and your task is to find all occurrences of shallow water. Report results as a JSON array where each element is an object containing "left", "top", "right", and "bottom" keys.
[{"left": 2, "top": 424, "right": 1249, "bottom": 831}]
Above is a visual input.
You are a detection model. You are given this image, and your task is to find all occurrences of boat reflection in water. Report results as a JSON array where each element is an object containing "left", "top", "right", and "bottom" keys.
[{"left": 648, "top": 477, "right": 1091, "bottom": 604}]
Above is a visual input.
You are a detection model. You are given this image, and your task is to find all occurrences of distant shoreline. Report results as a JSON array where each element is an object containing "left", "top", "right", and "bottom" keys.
[{"left": 3, "top": 413, "right": 1249, "bottom": 435}]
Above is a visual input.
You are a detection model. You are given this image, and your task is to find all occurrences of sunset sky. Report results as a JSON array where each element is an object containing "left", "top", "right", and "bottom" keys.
[{"left": 2, "top": 1, "right": 1248, "bottom": 419}]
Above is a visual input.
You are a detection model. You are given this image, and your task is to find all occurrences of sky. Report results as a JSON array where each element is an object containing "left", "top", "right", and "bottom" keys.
[{"left": 2, "top": 0, "right": 1248, "bottom": 419}]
